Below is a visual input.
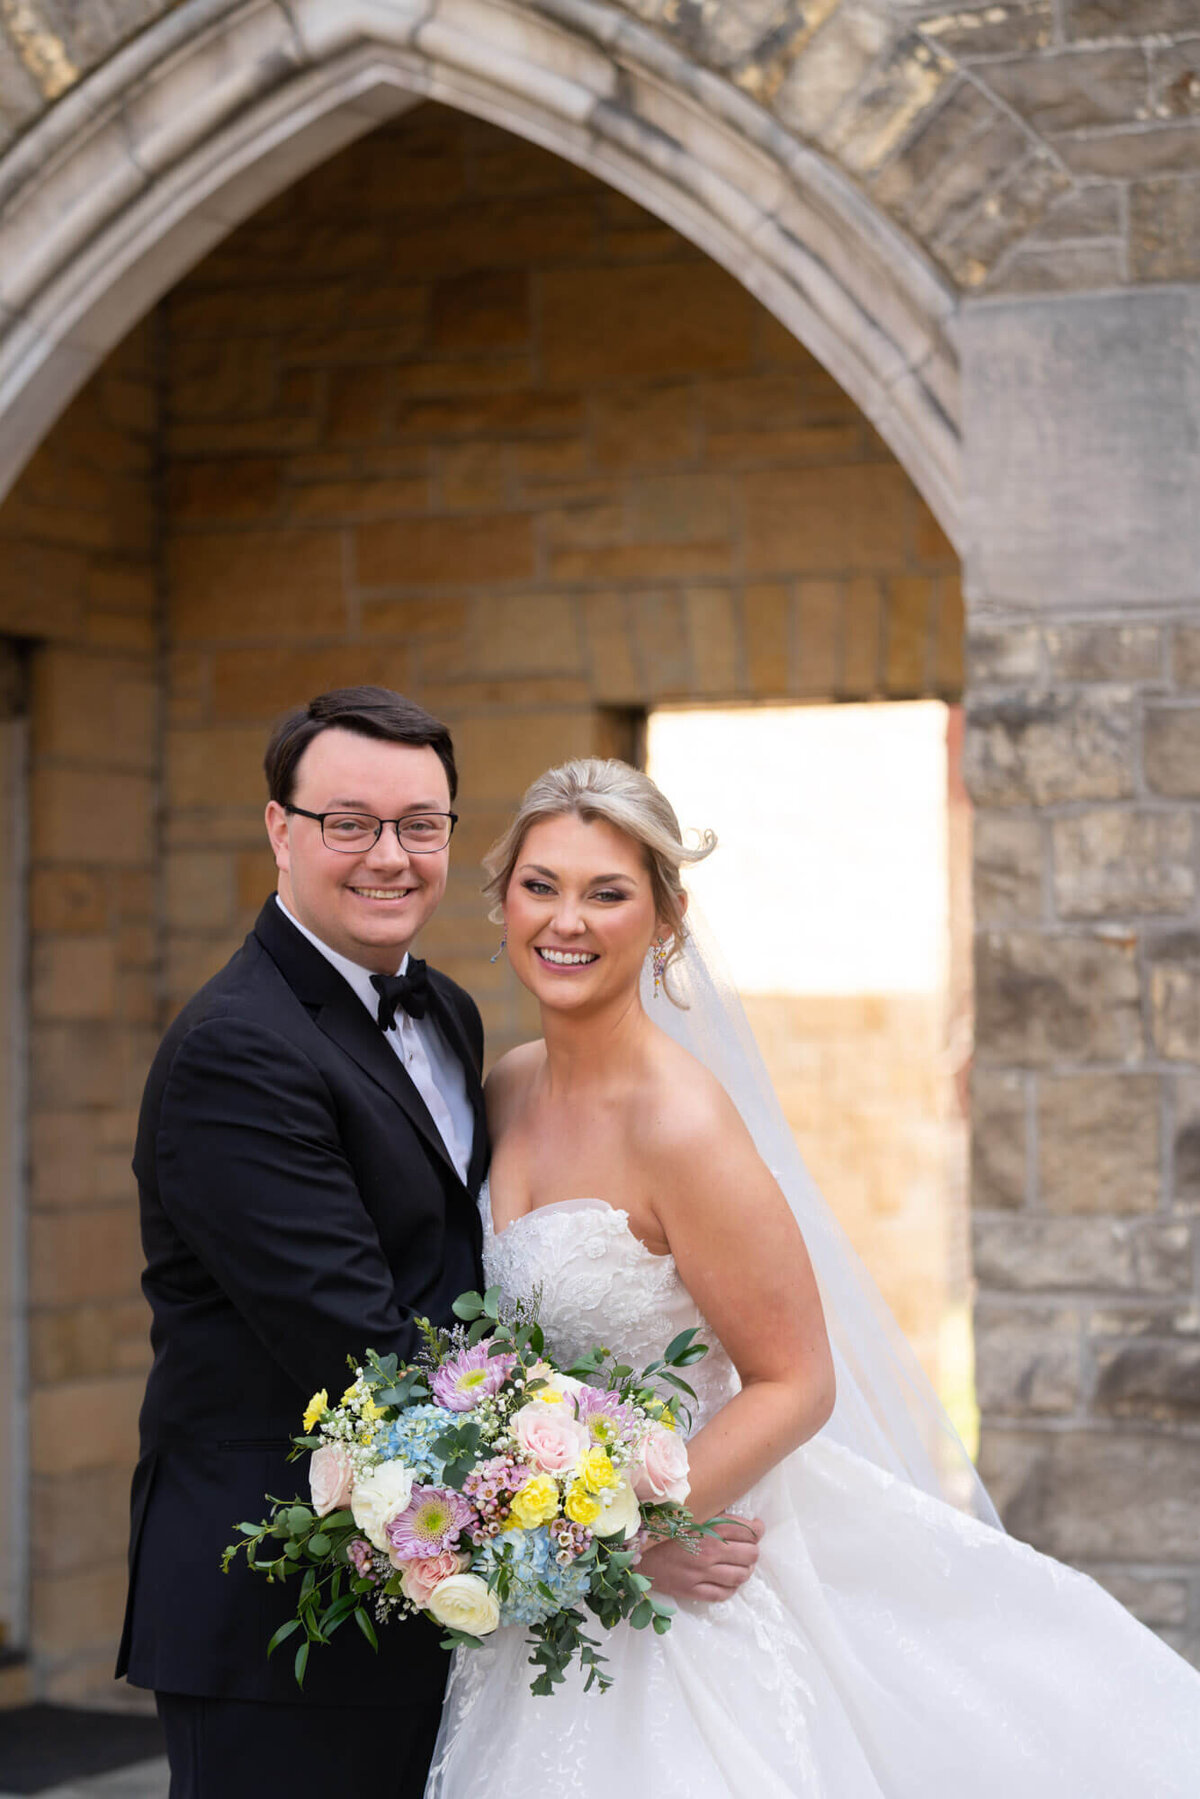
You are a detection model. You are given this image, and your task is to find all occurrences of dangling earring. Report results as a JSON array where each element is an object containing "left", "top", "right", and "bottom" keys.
[
  {"left": 490, "top": 927, "right": 507, "bottom": 965},
  {"left": 652, "top": 939, "right": 667, "bottom": 998}
]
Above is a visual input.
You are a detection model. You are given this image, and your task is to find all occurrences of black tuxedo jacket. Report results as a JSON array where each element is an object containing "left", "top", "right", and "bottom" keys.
[{"left": 117, "top": 898, "right": 487, "bottom": 1709}]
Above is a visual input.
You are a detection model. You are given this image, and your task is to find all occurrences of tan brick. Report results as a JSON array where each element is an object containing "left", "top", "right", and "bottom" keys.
[
  {"left": 431, "top": 270, "right": 530, "bottom": 351},
  {"left": 356, "top": 514, "right": 534, "bottom": 587},
  {"left": 31, "top": 1465, "right": 133, "bottom": 1575},
  {"left": 165, "top": 849, "right": 235, "bottom": 931},
  {"left": 0, "top": 541, "right": 88, "bottom": 640},
  {"left": 30, "top": 770, "right": 154, "bottom": 866},
  {"left": 29, "top": 870, "right": 108, "bottom": 934},
  {"left": 33, "top": 649, "right": 156, "bottom": 771},
  {"left": 592, "top": 385, "right": 695, "bottom": 469},
  {"left": 883, "top": 575, "right": 934, "bottom": 694},
  {"left": 548, "top": 539, "right": 731, "bottom": 582},
  {"left": 793, "top": 579, "right": 843, "bottom": 696},
  {"left": 744, "top": 584, "right": 791, "bottom": 694},
  {"left": 31, "top": 1565, "right": 130, "bottom": 1655},
  {"left": 325, "top": 366, "right": 397, "bottom": 444},
  {"left": 453, "top": 710, "right": 596, "bottom": 802},
  {"left": 581, "top": 593, "right": 639, "bottom": 701},
  {"left": 30, "top": 1303, "right": 149, "bottom": 1387},
  {"left": 210, "top": 646, "right": 391, "bottom": 723},
  {"left": 1037, "top": 1074, "right": 1161, "bottom": 1214},
  {"left": 685, "top": 588, "right": 741, "bottom": 695},
  {"left": 396, "top": 391, "right": 585, "bottom": 441},
  {"left": 436, "top": 445, "right": 508, "bottom": 510},
  {"left": 540, "top": 263, "right": 755, "bottom": 385},
  {"left": 115, "top": 921, "right": 155, "bottom": 968},
  {"left": 745, "top": 465, "right": 912, "bottom": 575},
  {"left": 237, "top": 847, "right": 279, "bottom": 912},
  {"left": 32, "top": 938, "right": 117, "bottom": 1023},
  {"left": 632, "top": 594, "right": 692, "bottom": 697},
  {"left": 845, "top": 575, "right": 892, "bottom": 694},
  {"left": 31, "top": 1110, "right": 137, "bottom": 1208},
  {"left": 629, "top": 473, "right": 734, "bottom": 545},
  {"left": 170, "top": 531, "right": 346, "bottom": 643},
  {"left": 934, "top": 571, "right": 965, "bottom": 695},
  {"left": 166, "top": 459, "right": 282, "bottom": 523},
  {"left": 85, "top": 562, "right": 155, "bottom": 614},
  {"left": 84, "top": 611, "right": 156, "bottom": 654},
  {"left": 168, "top": 339, "right": 276, "bottom": 420},
  {"left": 467, "top": 594, "right": 583, "bottom": 676},
  {"left": 30, "top": 1208, "right": 143, "bottom": 1308},
  {"left": 166, "top": 728, "right": 269, "bottom": 811},
  {"left": 510, "top": 437, "right": 590, "bottom": 490},
  {"left": 287, "top": 474, "right": 431, "bottom": 522},
  {"left": 114, "top": 871, "right": 156, "bottom": 920},
  {"left": 704, "top": 421, "right": 864, "bottom": 464}
]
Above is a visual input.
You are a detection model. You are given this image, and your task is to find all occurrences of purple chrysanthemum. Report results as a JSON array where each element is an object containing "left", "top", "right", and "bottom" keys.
[
  {"left": 575, "top": 1385, "right": 637, "bottom": 1439},
  {"left": 430, "top": 1344, "right": 514, "bottom": 1412},
  {"left": 386, "top": 1485, "right": 476, "bottom": 1559}
]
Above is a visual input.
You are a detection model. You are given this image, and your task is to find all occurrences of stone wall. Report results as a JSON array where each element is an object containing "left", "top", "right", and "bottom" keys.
[
  {"left": 160, "top": 102, "right": 962, "bottom": 1058},
  {"left": 0, "top": 320, "right": 159, "bottom": 1700},
  {"left": 3, "top": 0, "right": 1200, "bottom": 300},
  {"left": 967, "top": 615, "right": 1200, "bottom": 1660}
]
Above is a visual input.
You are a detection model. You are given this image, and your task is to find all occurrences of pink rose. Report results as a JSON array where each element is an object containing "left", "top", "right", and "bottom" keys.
[
  {"left": 511, "top": 1402, "right": 589, "bottom": 1477},
  {"left": 632, "top": 1424, "right": 690, "bottom": 1505},
  {"left": 395, "top": 1549, "right": 470, "bottom": 1607},
  {"left": 309, "top": 1443, "right": 355, "bottom": 1517}
]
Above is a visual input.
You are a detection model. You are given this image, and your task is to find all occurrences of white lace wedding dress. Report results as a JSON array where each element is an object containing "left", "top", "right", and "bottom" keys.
[{"left": 425, "top": 1186, "right": 1200, "bottom": 1798}]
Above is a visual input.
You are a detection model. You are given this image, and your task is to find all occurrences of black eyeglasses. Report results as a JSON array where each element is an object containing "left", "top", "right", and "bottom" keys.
[{"left": 285, "top": 806, "right": 458, "bottom": 854}]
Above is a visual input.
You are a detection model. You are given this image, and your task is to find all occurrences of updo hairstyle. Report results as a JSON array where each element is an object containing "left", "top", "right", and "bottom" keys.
[{"left": 482, "top": 758, "right": 715, "bottom": 998}]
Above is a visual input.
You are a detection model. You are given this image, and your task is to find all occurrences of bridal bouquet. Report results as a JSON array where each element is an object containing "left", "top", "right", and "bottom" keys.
[{"left": 224, "top": 1288, "right": 713, "bottom": 1695}]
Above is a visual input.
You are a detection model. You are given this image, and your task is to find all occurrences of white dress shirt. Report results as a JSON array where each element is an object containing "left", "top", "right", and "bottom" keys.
[{"left": 275, "top": 896, "right": 474, "bottom": 1185}]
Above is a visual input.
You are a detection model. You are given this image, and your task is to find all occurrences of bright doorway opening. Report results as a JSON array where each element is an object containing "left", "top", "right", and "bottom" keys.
[{"left": 647, "top": 702, "right": 976, "bottom": 1451}]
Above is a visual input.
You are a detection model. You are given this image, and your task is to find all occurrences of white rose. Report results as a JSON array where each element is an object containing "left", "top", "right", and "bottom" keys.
[
  {"left": 350, "top": 1459, "right": 414, "bottom": 1552},
  {"left": 590, "top": 1475, "right": 641, "bottom": 1541},
  {"left": 425, "top": 1572, "right": 501, "bottom": 1637}
]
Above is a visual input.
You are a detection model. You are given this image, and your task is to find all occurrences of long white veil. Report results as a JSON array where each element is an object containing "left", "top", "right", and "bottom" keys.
[{"left": 642, "top": 900, "right": 999, "bottom": 1527}]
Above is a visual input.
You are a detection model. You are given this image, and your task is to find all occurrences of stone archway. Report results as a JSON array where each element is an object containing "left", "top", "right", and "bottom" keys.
[{"left": 0, "top": 0, "right": 961, "bottom": 534}]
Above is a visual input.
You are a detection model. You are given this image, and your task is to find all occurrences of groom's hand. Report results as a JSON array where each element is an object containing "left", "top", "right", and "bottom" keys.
[{"left": 639, "top": 1516, "right": 764, "bottom": 1604}]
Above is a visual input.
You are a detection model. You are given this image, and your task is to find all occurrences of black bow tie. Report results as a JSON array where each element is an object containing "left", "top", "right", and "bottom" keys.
[{"left": 370, "top": 961, "right": 429, "bottom": 1031}]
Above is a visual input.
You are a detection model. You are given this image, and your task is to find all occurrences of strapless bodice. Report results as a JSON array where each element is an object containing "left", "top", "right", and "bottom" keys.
[{"left": 480, "top": 1185, "right": 741, "bottom": 1428}]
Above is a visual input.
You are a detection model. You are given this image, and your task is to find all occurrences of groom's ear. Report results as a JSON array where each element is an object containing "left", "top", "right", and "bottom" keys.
[{"left": 265, "top": 801, "right": 291, "bottom": 875}]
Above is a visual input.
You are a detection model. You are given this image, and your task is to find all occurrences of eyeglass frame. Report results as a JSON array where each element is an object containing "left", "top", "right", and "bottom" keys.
[{"left": 284, "top": 803, "right": 459, "bottom": 854}]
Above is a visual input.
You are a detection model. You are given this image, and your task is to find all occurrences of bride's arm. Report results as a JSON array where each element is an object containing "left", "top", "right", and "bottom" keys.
[{"left": 642, "top": 1075, "right": 836, "bottom": 1524}]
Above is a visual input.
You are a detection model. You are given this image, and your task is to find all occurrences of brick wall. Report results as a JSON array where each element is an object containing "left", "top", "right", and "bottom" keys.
[
  {"left": 161, "top": 102, "right": 962, "bottom": 1056},
  {"left": 0, "top": 321, "right": 159, "bottom": 1700},
  {"left": 967, "top": 617, "right": 1200, "bottom": 1660}
]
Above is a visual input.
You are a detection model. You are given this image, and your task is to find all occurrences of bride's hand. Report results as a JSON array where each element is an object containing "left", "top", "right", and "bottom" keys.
[{"left": 638, "top": 1516, "right": 764, "bottom": 1604}]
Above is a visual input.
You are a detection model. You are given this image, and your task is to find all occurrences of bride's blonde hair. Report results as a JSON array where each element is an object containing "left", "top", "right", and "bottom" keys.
[{"left": 482, "top": 758, "right": 716, "bottom": 997}]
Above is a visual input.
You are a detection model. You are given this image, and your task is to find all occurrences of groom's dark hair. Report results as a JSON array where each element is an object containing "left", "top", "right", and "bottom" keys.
[{"left": 265, "top": 686, "right": 458, "bottom": 804}]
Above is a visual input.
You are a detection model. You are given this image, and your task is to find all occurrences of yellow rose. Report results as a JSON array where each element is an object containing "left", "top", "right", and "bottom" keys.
[
  {"left": 581, "top": 1448, "right": 619, "bottom": 1494},
  {"left": 564, "top": 1481, "right": 601, "bottom": 1526},
  {"left": 302, "top": 1389, "right": 328, "bottom": 1432},
  {"left": 509, "top": 1474, "right": 560, "bottom": 1528}
]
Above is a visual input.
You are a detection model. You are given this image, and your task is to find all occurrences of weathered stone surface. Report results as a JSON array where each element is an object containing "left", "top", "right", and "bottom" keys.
[
  {"left": 1092, "top": 1340, "right": 1200, "bottom": 1422},
  {"left": 964, "top": 692, "right": 1134, "bottom": 805},
  {"left": 914, "top": 3, "right": 1054, "bottom": 60},
  {"left": 1174, "top": 626, "right": 1200, "bottom": 690},
  {"left": 965, "top": 625, "right": 1041, "bottom": 684},
  {"left": 938, "top": 150, "right": 1070, "bottom": 290},
  {"left": 1066, "top": 2, "right": 1200, "bottom": 43},
  {"left": 971, "top": 1068, "right": 1028, "bottom": 1209},
  {"left": 1045, "top": 623, "right": 1162, "bottom": 682},
  {"left": 1171, "top": 1074, "right": 1200, "bottom": 1205},
  {"left": 985, "top": 47, "right": 1149, "bottom": 138},
  {"left": 973, "top": 1214, "right": 1192, "bottom": 1296},
  {"left": 979, "top": 1428, "right": 1200, "bottom": 1559},
  {"left": 974, "top": 1303, "right": 1081, "bottom": 1414},
  {"left": 1036, "top": 1073, "right": 1161, "bottom": 1214},
  {"left": 1132, "top": 173, "right": 1200, "bottom": 282},
  {"left": 1028, "top": 181, "right": 1122, "bottom": 244},
  {"left": 1148, "top": 932, "right": 1200, "bottom": 1059},
  {"left": 973, "top": 812, "right": 1043, "bottom": 922},
  {"left": 975, "top": 930, "right": 1142, "bottom": 1065},
  {"left": 1052, "top": 809, "right": 1195, "bottom": 918},
  {"left": 1145, "top": 704, "right": 1200, "bottom": 797},
  {"left": 960, "top": 289, "right": 1200, "bottom": 608}
]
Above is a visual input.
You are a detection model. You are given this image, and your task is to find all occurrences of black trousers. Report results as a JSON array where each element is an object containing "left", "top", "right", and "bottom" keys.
[{"left": 156, "top": 1691, "right": 443, "bottom": 1798}]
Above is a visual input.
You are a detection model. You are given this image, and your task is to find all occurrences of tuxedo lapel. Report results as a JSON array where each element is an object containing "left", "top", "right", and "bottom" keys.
[
  {"left": 425, "top": 973, "right": 489, "bottom": 1196},
  {"left": 253, "top": 900, "right": 461, "bottom": 1185}
]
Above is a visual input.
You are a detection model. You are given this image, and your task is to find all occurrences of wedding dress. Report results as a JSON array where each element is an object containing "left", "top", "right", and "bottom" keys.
[
  {"left": 425, "top": 1186, "right": 1200, "bottom": 1797},
  {"left": 426, "top": 903, "right": 1200, "bottom": 1795}
]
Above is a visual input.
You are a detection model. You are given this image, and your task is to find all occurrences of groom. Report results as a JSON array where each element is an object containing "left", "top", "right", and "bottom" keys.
[{"left": 118, "top": 685, "right": 760, "bottom": 1798}]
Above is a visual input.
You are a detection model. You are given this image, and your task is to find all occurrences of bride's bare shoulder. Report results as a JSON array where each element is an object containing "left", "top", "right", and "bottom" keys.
[
  {"left": 632, "top": 1029, "right": 746, "bottom": 1162},
  {"left": 484, "top": 1040, "right": 543, "bottom": 1133}
]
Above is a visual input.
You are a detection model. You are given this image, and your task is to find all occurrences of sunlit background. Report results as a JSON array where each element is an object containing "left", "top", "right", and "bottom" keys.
[{"left": 648, "top": 702, "right": 976, "bottom": 1452}]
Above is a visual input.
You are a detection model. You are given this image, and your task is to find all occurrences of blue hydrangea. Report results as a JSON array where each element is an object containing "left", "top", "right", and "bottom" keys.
[
  {"left": 474, "top": 1527, "right": 594, "bottom": 1627},
  {"left": 373, "top": 1404, "right": 459, "bottom": 1481}
]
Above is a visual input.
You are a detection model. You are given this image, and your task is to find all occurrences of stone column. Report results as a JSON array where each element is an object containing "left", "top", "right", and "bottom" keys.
[{"left": 960, "top": 287, "right": 1200, "bottom": 1664}]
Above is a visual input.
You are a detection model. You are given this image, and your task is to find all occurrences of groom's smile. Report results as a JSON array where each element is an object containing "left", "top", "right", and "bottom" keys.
[{"left": 265, "top": 726, "right": 452, "bottom": 973}]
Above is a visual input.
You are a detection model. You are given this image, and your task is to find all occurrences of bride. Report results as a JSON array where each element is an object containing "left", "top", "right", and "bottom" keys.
[{"left": 425, "top": 757, "right": 1200, "bottom": 1797}]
